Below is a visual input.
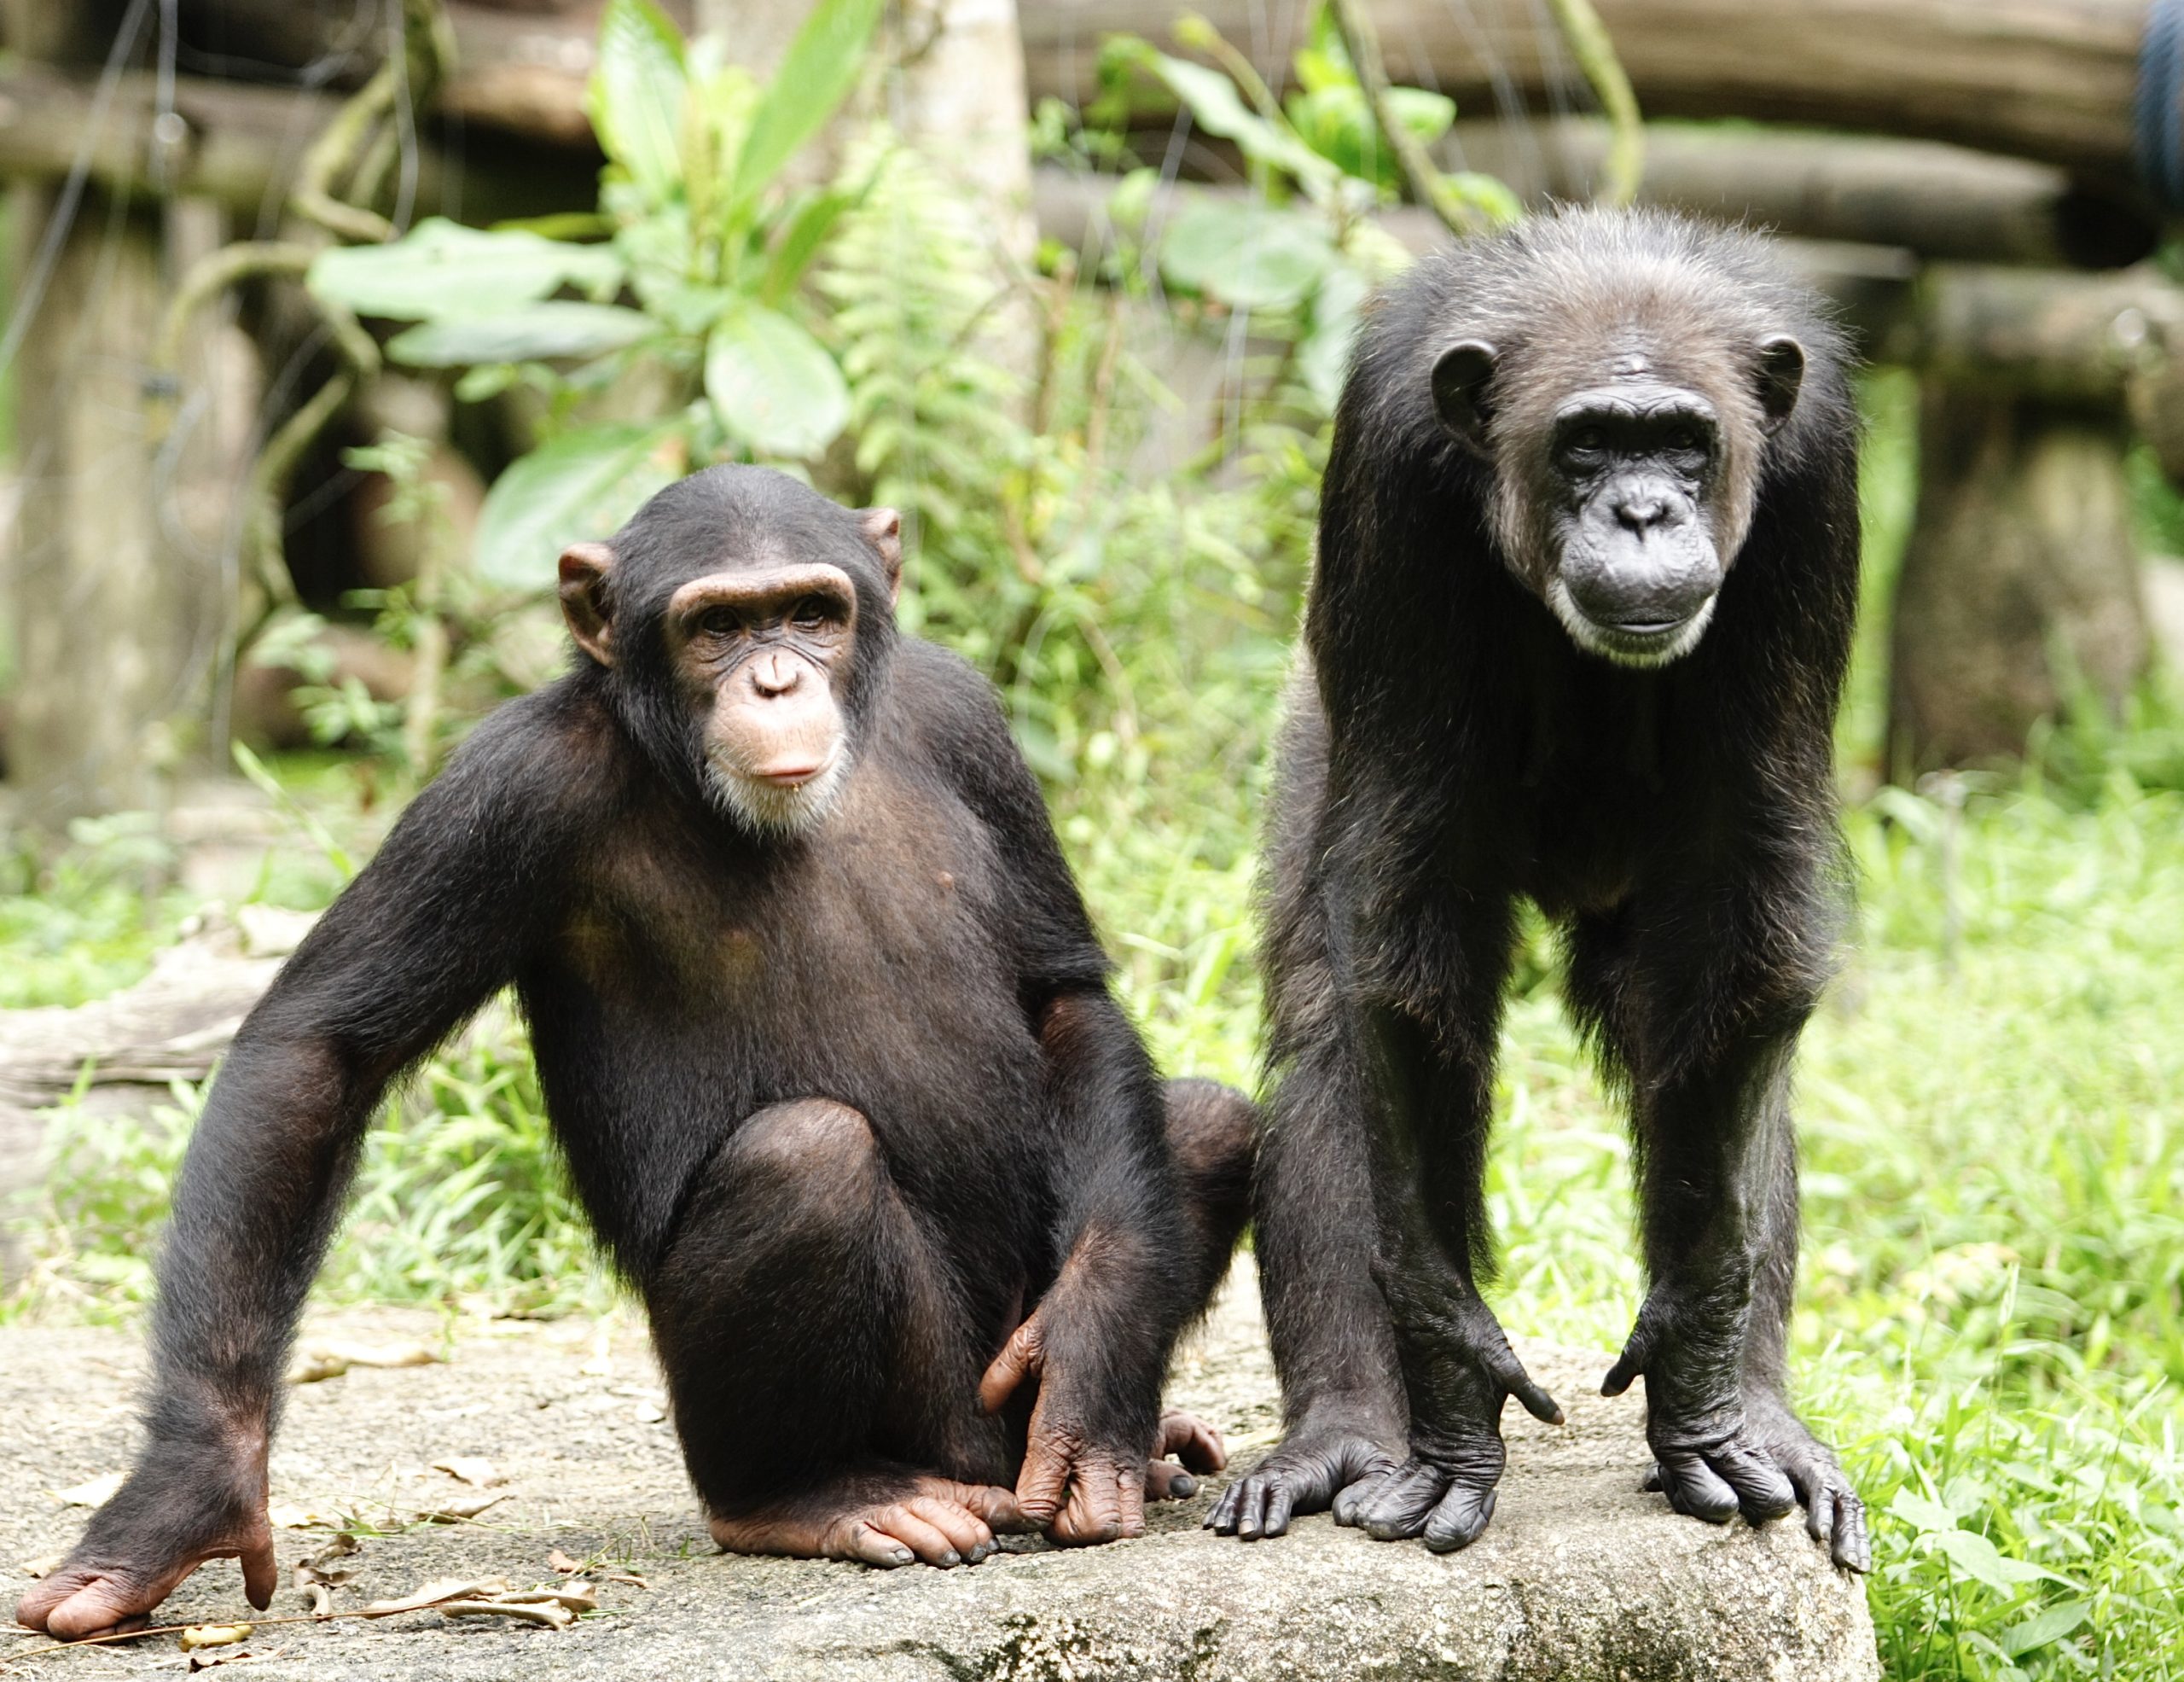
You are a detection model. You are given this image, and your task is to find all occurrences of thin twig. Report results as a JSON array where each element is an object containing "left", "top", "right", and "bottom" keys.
[{"left": 1542, "top": 0, "right": 1644, "bottom": 206}]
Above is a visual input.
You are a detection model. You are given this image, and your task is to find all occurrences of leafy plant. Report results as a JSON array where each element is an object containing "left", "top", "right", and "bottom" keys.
[
  {"left": 305, "top": 0, "right": 885, "bottom": 591},
  {"left": 1086, "top": 2, "right": 1518, "bottom": 410}
]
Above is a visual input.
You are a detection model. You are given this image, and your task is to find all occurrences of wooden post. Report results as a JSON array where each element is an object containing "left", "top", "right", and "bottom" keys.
[{"left": 1888, "top": 387, "right": 2152, "bottom": 773}]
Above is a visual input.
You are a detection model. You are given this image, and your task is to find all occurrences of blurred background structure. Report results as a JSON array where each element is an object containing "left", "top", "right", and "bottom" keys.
[{"left": 1, "top": 4, "right": 2181, "bottom": 1676}]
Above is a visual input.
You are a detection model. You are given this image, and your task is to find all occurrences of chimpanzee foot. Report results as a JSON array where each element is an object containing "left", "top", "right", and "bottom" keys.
[
  {"left": 1333, "top": 1423, "right": 1508, "bottom": 1552},
  {"left": 708, "top": 1470, "right": 1030, "bottom": 1569},
  {"left": 1743, "top": 1399, "right": 1870, "bottom": 1571},
  {"left": 1205, "top": 1418, "right": 1399, "bottom": 1540}
]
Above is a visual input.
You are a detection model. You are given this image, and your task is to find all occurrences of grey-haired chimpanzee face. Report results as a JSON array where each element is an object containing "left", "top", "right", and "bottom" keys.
[{"left": 1432, "top": 335, "right": 1805, "bottom": 667}]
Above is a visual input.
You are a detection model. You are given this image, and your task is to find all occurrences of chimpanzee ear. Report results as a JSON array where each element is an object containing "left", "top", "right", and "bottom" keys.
[
  {"left": 1431, "top": 340, "right": 1499, "bottom": 454},
  {"left": 1756, "top": 335, "right": 1806, "bottom": 436},
  {"left": 558, "top": 541, "right": 618, "bottom": 668},
  {"left": 859, "top": 507, "right": 903, "bottom": 606}
]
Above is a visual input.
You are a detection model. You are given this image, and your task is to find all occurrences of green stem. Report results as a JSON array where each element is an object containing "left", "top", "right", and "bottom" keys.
[{"left": 1542, "top": 0, "right": 1644, "bottom": 207}]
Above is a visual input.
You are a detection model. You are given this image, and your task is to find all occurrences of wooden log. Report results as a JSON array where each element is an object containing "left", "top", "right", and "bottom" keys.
[
  {"left": 0, "top": 66, "right": 593, "bottom": 224},
  {"left": 1445, "top": 119, "right": 2157, "bottom": 269},
  {"left": 1022, "top": 0, "right": 2154, "bottom": 187}
]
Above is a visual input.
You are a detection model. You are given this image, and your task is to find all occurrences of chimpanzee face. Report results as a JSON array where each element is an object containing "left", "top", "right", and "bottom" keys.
[
  {"left": 662, "top": 562, "right": 861, "bottom": 834},
  {"left": 555, "top": 471, "right": 902, "bottom": 839},
  {"left": 1432, "top": 335, "right": 1805, "bottom": 667}
]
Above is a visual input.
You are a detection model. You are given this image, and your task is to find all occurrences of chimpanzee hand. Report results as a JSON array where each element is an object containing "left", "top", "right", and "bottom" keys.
[
  {"left": 979, "top": 1301, "right": 1200, "bottom": 1546},
  {"left": 1344, "top": 1266, "right": 1563, "bottom": 1552},
  {"left": 1604, "top": 1289, "right": 1802, "bottom": 1539},
  {"left": 1204, "top": 1417, "right": 1398, "bottom": 1539},
  {"left": 15, "top": 1451, "right": 275, "bottom": 1638}
]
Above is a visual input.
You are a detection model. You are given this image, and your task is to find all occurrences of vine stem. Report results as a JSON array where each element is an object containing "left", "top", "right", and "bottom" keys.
[
  {"left": 1542, "top": 0, "right": 1645, "bottom": 207},
  {"left": 1323, "top": 0, "right": 1493, "bottom": 237}
]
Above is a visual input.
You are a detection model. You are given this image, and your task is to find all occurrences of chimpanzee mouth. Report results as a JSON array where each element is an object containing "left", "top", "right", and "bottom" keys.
[
  {"left": 706, "top": 747, "right": 851, "bottom": 835},
  {"left": 1547, "top": 579, "right": 1716, "bottom": 668}
]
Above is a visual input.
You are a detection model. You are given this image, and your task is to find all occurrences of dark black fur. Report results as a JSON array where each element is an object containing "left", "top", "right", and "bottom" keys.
[
  {"left": 21, "top": 468, "right": 1251, "bottom": 1633},
  {"left": 1209, "top": 209, "right": 1870, "bottom": 1569}
]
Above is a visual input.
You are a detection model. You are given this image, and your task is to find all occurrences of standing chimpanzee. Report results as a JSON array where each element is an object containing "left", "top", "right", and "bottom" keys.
[
  {"left": 20, "top": 467, "right": 1252, "bottom": 1639},
  {"left": 1208, "top": 208, "right": 1869, "bottom": 1570}
]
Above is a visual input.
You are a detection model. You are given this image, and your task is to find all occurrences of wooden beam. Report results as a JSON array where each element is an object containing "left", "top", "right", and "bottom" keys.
[
  {"left": 1448, "top": 120, "right": 2158, "bottom": 269},
  {"left": 1022, "top": 0, "right": 2153, "bottom": 187}
]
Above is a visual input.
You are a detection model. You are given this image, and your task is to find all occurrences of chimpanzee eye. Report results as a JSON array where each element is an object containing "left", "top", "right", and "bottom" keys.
[
  {"left": 791, "top": 597, "right": 830, "bottom": 629},
  {"left": 1560, "top": 425, "right": 1608, "bottom": 464},
  {"left": 1664, "top": 425, "right": 1701, "bottom": 453},
  {"left": 697, "top": 607, "right": 741, "bottom": 638}
]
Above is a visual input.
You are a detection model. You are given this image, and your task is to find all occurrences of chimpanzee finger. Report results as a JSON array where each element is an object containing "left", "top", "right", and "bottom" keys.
[
  {"left": 1261, "top": 1480, "right": 1297, "bottom": 1539},
  {"left": 1487, "top": 1348, "right": 1565, "bottom": 1426},
  {"left": 901, "top": 1497, "right": 994, "bottom": 1563},
  {"left": 977, "top": 1312, "right": 1047, "bottom": 1415},
  {"left": 1706, "top": 1445, "right": 1797, "bottom": 1523},
  {"left": 1155, "top": 1411, "right": 1227, "bottom": 1473},
  {"left": 1330, "top": 1467, "right": 1388, "bottom": 1528},
  {"left": 1144, "top": 1460, "right": 1197, "bottom": 1500},
  {"left": 1051, "top": 1462, "right": 1124, "bottom": 1545},
  {"left": 1351, "top": 1462, "right": 1451, "bottom": 1542},
  {"left": 836, "top": 1521, "right": 919, "bottom": 1569},
  {"left": 1113, "top": 1462, "right": 1147, "bottom": 1539},
  {"left": 1203, "top": 1478, "right": 1246, "bottom": 1533},
  {"left": 1804, "top": 1476, "right": 1835, "bottom": 1546},
  {"left": 936, "top": 1480, "right": 1031, "bottom": 1534},
  {"left": 1421, "top": 1481, "right": 1497, "bottom": 1554},
  {"left": 1221, "top": 1475, "right": 1266, "bottom": 1537},
  {"left": 1831, "top": 1489, "right": 1872, "bottom": 1574},
  {"left": 1641, "top": 1462, "right": 1665, "bottom": 1493},
  {"left": 241, "top": 1532, "right": 277, "bottom": 1612},
  {"left": 878, "top": 1504, "right": 968, "bottom": 1567},
  {"left": 1655, "top": 1450, "right": 1740, "bottom": 1523}
]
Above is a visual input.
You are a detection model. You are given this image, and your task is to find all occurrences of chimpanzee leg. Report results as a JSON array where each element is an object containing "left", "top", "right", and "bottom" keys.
[
  {"left": 1162, "top": 1078, "right": 1255, "bottom": 1307},
  {"left": 646, "top": 1099, "right": 1020, "bottom": 1569},
  {"left": 1332, "top": 893, "right": 1564, "bottom": 1553},
  {"left": 1568, "top": 899, "right": 1868, "bottom": 1571}
]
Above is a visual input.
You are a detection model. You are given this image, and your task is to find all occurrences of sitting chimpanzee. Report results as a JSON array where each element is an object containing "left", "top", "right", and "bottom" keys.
[
  {"left": 1210, "top": 208, "right": 1869, "bottom": 1570},
  {"left": 20, "top": 467, "right": 1250, "bottom": 1638}
]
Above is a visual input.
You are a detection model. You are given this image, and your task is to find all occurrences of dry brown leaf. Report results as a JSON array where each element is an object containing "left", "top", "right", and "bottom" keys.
[
  {"left": 178, "top": 1622, "right": 253, "bottom": 1651},
  {"left": 288, "top": 1339, "right": 441, "bottom": 1384},
  {"left": 20, "top": 1552, "right": 65, "bottom": 1580},
  {"left": 547, "top": 1548, "right": 648, "bottom": 1588},
  {"left": 52, "top": 1471, "right": 125, "bottom": 1508},
  {"left": 439, "top": 1599, "right": 575, "bottom": 1629},
  {"left": 188, "top": 1648, "right": 263, "bottom": 1672},
  {"left": 299, "top": 1582, "right": 334, "bottom": 1617},
  {"left": 362, "top": 1575, "right": 510, "bottom": 1618},
  {"left": 411, "top": 1492, "right": 505, "bottom": 1523},
  {"left": 300, "top": 1534, "right": 362, "bottom": 1570},
  {"left": 430, "top": 1456, "right": 500, "bottom": 1487},
  {"left": 266, "top": 1502, "right": 343, "bottom": 1530},
  {"left": 502, "top": 1583, "right": 597, "bottom": 1613}
]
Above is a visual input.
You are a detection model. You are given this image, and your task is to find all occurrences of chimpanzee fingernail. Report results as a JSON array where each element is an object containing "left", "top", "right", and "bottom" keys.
[
  {"left": 1171, "top": 1474, "right": 1197, "bottom": 1498},
  {"left": 892, "top": 1548, "right": 914, "bottom": 1564},
  {"left": 939, "top": 1550, "right": 960, "bottom": 1567}
]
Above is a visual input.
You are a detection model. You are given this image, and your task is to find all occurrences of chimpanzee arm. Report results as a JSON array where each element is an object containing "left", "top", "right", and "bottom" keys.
[
  {"left": 909, "top": 651, "right": 1191, "bottom": 1543},
  {"left": 15, "top": 698, "right": 595, "bottom": 1638}
]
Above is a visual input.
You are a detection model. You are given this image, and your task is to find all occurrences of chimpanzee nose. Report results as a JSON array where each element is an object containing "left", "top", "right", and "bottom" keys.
[
  {"left": 751, "top": 653, "right": 803, "bottom": 696},
  {"left": 1614, "top": 495, "right": 1669, "bottom": 532}
]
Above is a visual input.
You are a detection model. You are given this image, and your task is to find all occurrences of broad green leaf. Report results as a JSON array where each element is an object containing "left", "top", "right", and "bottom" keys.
[
  {"left": 386, "top": 304, "right": 653, "bottom": 367},
  {"left": 704, "top": 304, "right": 850, "bottom": 458},
  {"left": 1109, "top": 40, "right": 1339, "bottom": 200},
  {"left": 473, "top": 421, "right": 684, "bottom": 591},
  {"left": 307, "top": 219, "right": 624, "bottom": 320},
  {"left": 2000, "top": 1599, "right": 2091, "bottom": 1656},
  {"left": 1300, "top": 261, "right": 1369, "bottom": 411},
  {"left": 1159, "top": 198, "right": 1334, "bottom": 311},
  {"left": 1889, "top": 1487, "right": 1961, "bottom": 1535},
  {"left": 759, "top": 186, "right": 856, "bottom": 306},
  {"left": 588, "top": 0, "right": 689, "bottom": 204},
  {"left": 1929, "top": 1527, "right": 2016, "bottom": 1596},
  {"left": 731, "top": 0, "right": 884, "bottom": 207}
]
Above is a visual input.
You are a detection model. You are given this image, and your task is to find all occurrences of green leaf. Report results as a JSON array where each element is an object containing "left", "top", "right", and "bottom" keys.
[
  {"left": 731, "top": 0, "right": 884, "bottom": 207},
  {"left": 1929, "top": 1527, "right": 2018, "bottom": 1596},
  {"left": 473, "top": 421, "right": 684, "bottom": 591},
  {"left": 1300, "top": 260, "right": 1369, "bottom": 410},
  {"left": 1159, "top": 198, "right": 1335, "bottom": 311},
  {"left": 704, "top": 304, "right": 850, "bottom": 457},
  {"left": 1110, "top": 40, "right": 1339, "bottom": 199},
  {"left": 386, "top": 304, "right": 654, "bottom": 367},
  {"left": 1889, "top": 1487, "right": 1962, "bottom": 1535},
  {"left": 588, "top": 0, "right": 689, "bottom": 203},
  {"left": 759, "top": 187, "right": 856, "bottom": 306},
  {"left": 2001, "top": 1600, "right": 2091, "bottom": 1657},
  {"left": 307, "top": 219, "right": 624, "bottom": 321}
]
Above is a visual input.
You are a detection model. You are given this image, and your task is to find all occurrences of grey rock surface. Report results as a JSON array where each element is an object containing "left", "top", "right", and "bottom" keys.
[{"left": 2, "top": 1261, "right": 1878, "bottom": 1680}]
